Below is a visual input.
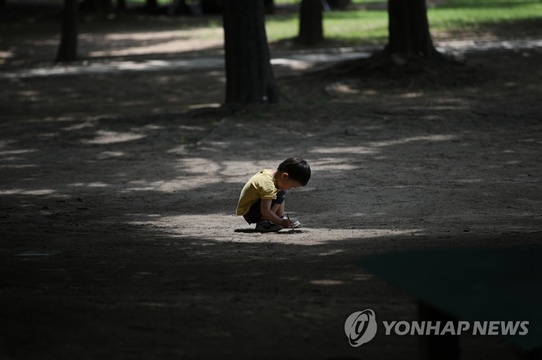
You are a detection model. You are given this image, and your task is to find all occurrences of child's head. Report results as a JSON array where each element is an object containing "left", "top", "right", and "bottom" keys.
[{"left": 276, "top": 157, "right": 311, "bottom": 189}]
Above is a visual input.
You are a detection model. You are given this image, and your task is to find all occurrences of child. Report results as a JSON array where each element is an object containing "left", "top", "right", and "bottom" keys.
[{"left": 236, "top": 157, "right": 311, "bottom": 232}]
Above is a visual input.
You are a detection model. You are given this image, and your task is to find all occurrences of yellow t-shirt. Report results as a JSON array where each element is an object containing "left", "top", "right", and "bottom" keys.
[{"left": 236, "top": 169, "right": 278, "bottom": 216}]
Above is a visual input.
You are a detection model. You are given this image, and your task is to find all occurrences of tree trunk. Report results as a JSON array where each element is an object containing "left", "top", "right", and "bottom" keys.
[
  {"left": 309, "top": 0, "right": 443, "bottom": 79},
  {"left": 117, "top": 0, "right": 126, "bottom": 11},
  {"left": 222, "top": 0, "right": 282, "bottom": 105},
  {"left": 56, "top": 0, "right": 78, "bottom": 63},
  {"left": 264, "top": 0, "right": 275, "bottom": 14},
  {"left": 146, "top": 0, "right": 158, "bottom": 13},
  {"left": 80, "top": 0, "right": 113, "bottom": 13},
  {"left": 298, "top": 0, "right": 323, "bottom": 46},
  {"left": 386, "top": 0, "right": 435, "bottom": 59}
]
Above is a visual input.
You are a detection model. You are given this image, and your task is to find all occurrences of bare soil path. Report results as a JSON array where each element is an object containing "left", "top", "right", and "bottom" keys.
[{"left": 1, "top": 12, "right": 541, "bottom": 360}]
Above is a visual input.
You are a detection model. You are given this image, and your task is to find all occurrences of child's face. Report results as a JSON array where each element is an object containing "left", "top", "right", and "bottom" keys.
[{"left": 277, "top": 173, "right": 303, "bottom": 191}]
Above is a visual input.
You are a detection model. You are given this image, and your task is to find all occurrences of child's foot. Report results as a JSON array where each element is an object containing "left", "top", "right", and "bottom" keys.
[{"left": 255, "top": 220, "right": 282, "bottom": 233}]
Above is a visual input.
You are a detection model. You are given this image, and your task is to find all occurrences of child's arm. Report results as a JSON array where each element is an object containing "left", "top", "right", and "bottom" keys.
[{"left": 260, "top": 199, "right": 292, "bottom": 228}]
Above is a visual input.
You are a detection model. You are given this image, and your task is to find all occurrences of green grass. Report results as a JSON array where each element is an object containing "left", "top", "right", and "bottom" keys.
[
  {"left": 428, "top": 3, "right": 542, "bottom": 30},
  {"left": 264, "top": 0, "right": 542, "bottom": 45},
  {"left": 123, "top": 0, "right": 541, "bottom": 46},
  {"left": 266, "top": 4, "right": 389, "bottom": 44}
]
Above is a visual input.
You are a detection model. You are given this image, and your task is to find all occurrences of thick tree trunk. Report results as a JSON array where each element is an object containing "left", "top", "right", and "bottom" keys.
[
  {"left": 80, "top": 0, "right": 113, "bottom": 13},
  {"left": 222, "top": 0, "right": 282, "bottom": 105},
  {"left": 146, "top": 0, "right": 158, "bottom": 13},
  {"left": 117, "top": 0, "right": 126, "bottom": 11},
  {"left": 56, "top": 0, "right": 78, "bottom": 63},
  {"left": 309, "top": 0, "right": 446, "bottom": 80},
  {"left": 298, "top": 0, "right": 324, "bottom": 46},
  {"left": 264, "top": 0, "right": 275, "bottom": 14},
  {"left": 386, "top": 0, "right": 435, "bottom": 59}
]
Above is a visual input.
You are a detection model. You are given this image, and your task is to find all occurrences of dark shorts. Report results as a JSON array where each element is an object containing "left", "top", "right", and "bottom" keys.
[{"left": 243, "top": 190, "right": 286, "bottom": 224}]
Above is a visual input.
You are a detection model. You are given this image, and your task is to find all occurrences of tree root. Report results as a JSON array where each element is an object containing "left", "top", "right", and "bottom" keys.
[{"left": 302, "top": 47, "right": 483, "bottom": 90}]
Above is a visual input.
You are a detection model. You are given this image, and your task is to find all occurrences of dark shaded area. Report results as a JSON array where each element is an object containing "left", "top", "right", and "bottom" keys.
[
  {"left": 1, "top": 48, "right": 542, "bottom": 357},
  {"left": 360, "top": 248, "right": 542, "bottom": 356},
  {"left": 1, "top": 7, "right": 541, "bottom": 359}
]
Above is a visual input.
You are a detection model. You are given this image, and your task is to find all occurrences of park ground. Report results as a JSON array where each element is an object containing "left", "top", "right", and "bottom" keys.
[{"left": 1, "top": 8, "right": 541, "bottom": 360}]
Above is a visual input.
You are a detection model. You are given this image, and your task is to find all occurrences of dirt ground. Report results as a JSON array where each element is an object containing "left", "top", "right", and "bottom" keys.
[{"left": 1, "top": 9, "right": 542, "bottom": 360}]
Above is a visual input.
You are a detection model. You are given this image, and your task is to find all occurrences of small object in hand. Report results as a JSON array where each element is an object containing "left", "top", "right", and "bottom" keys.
[{"left": 287, "top": 214, "right": 295, "bottom": 232}]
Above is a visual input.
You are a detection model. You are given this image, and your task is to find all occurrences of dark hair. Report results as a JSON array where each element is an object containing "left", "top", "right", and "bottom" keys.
[{"left": 277, "top": 157, "right": 311, "bottom": 186}]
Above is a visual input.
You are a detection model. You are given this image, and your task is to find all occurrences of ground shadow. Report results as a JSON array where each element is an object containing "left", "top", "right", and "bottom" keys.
[{"left": 1, "top": 37, "right": 541, "bottom": 359}]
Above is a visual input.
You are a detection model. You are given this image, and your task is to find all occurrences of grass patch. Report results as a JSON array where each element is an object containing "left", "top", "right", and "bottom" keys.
[{"left": 264, "top": 0, "right": 542, "bottom": 46}]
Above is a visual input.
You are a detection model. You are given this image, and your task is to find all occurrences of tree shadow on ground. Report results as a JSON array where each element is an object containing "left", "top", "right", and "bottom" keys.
[
  {"left": 1, "top": 49, "right": 541, "bottom": 359},
  {"left": 1, "top": 108, "right": 540, "bottom": 359}
]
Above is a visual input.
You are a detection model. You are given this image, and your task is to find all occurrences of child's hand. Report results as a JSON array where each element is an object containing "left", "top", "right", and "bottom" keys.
[{"left": 280, "top": 219, "right": 293, "bottom": 228}]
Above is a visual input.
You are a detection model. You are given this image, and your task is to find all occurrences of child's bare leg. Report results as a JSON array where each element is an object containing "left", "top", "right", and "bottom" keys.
[
  {"left": 264, "top": 202, "right": 285, "bottom": 221},
  {"left": 273, "top": 202, "right": 285, "bottom": 218}
]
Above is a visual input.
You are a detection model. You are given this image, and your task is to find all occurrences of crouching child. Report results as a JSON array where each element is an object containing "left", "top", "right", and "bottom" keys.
[{"left": 236, "top": 157, "right": 311, "bottom": 232}]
